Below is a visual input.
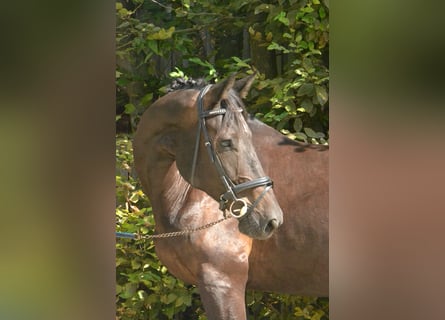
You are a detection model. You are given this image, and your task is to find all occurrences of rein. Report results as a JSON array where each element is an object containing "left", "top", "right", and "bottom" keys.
[{"left": 190, "top": 85, "right": 274, "bottom": 219}]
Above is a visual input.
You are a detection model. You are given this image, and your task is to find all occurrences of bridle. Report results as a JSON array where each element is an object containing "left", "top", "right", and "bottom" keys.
[{"left": 190, "top": 85, "right": 274, "bottom": 219}]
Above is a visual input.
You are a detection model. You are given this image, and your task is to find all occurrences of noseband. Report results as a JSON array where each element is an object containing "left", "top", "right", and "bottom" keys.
[{"left": 190, "top": 85, "right": 274, "bottom": 219}]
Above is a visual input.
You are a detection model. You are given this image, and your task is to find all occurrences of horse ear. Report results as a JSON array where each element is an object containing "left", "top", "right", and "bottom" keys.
[
  {"left": 204, "top": 73, "right": 236, "bottom": 109},
  {"left": 233, "top": 73, "right": 256, "bottom": 99}
]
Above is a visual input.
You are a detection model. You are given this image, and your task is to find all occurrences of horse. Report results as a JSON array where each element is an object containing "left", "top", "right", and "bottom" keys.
[{"left": 133, "top": 74, "right": 328, "bottom": 319}]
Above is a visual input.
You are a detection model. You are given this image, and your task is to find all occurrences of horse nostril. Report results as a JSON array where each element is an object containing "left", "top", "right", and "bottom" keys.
[{"left": 265, "top": 218, "right": 280, "bottom": 233}]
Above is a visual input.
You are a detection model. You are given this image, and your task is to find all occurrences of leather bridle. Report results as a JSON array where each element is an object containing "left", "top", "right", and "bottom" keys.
[{"left": 190, "top": 85, "right": 274, "bottom": 219}]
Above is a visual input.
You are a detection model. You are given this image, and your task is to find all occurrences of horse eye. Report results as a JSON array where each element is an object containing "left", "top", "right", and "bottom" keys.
[{"left": 219, "top": 139, "right": 233, "bottom": 148}]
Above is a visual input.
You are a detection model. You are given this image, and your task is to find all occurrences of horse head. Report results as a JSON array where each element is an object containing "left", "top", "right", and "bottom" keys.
[{"left": 174, "top": 74, "right": 284, "bottom": 239}]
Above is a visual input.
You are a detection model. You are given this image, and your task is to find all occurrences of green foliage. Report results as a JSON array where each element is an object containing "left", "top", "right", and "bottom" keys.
[
  {"left": 116, "top": 0, "right": 329, "bottom": 144},
  {"left": 247, "top": 293, "right": 329, "bottom": 320},
  {"left": 244, "top": 0, "right": 329, "bottom": 143},
  {"left": 116, "top": 0, "right": 329, "bottom": 318},
  {"left": 116, "top": 136, "right": 206, "bottom": 319}
]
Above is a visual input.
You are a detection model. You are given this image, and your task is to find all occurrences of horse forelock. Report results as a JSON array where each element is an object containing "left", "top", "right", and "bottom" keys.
[{"left": 215, "top": 91, "right": 250, "bottom": 140}]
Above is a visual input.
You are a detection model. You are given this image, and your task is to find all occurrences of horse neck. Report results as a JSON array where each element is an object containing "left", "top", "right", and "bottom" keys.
[
  {"left": 133, "top": 93, "right": 197, "bottom": 229},
  {"left": 161, "top": 162, "right": 192, "bottom": 219},
  {"left": 144, "top": 155, "right": 193, "bottom": 230}
]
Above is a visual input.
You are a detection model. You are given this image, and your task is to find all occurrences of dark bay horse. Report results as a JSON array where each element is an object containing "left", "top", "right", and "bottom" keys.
[{"left": 133, "top": 75, "right": 328, "bottom": 319}]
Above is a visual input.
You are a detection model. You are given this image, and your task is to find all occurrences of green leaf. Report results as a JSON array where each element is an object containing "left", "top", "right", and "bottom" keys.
[
  {"left": 169, "top": 67, "right": 185, "bottom": 79},
  {"left": 301, "top": 99, "right": 314, "bottom": 113},
  {"left": 175, "top": 295, "right": 184, "bottom": 307},
  {"left": 232, "top": 56, "right": 251, "bottom": 68},
  {"left": 315, "top": 85, "right": 328, "bottom": 105},
  {"left": 274, "top": 11, "right": 290, "bottom": 26},
  {"left": 267, "top": 42, "right": 290, "bottom": 53},
  {"left": 166, "top": 293, "right": 177, "bottom": 304},
  {"left": 319, "top": 6, "right": 326, "bottom": 19},
  {"left": 124, "top": 103, "right": 136, "bottom": 114},
  {"left": 188, "top": 57, "right": 211, "bottom": 67},
  {"left": 302, "top": 58, "right": 315, "bottom": 73},
  {"left": 304, "top": 127, "right": 318, "bottom": 138},
  {"left": 120, "top": 283, "right": 137, "bottom": 299},
  {"left": 294, "top": 132, "right": 308, "bottom": 142},
  {"left": 131, "top": 259, "right": 141, "bottom": 269},
  {"left": 147, "top": 40, "right": 159, "bottom": 55},
  {"left": 129, "top": 192, "right": 139, "bottom": 203},
  {"left": 141, "top": 93, "right": 153, "bottom": 105},
  {"left": 295, "top": 33, "right": 303, "bottom": 42},
  {"left": 147, "top": 26, "right": 175, "bottom": 40},
  {"left": 293, "top": 118, "right": 303, "bottom": 132},
  {"left": 254, "top": 3, "right": 271, "bottom": 15},
  {"left": 296, "top": 83, "right": 314, "bottom": 96}
]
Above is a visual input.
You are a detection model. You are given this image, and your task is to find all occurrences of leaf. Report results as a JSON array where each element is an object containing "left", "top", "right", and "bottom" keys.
[
  {"left": 295, "top": 307, "right": 304, "bottom": 317},
  {"left": 293, "top": 118, "right": 303, "bottom": 132},
  {"left": 301, "top": 99, "right": 314, "bottom": 113},
  {"left": 232, "top": 56, "right": 251, "bottom": 68},
  {"left": 319, "top": 6, "right": 326, "bottom": 19},
  {"left": 129, "top": 191, "right": 140, "bottom": 203},
  {"left": 253, "top": 31, "right": 262, "bottom": 41},
  {"left": 175, "top": 295, "right": 184, "bottom": 307},
  {"left": 294, "top": 132, "right": 307, "bottom": 142},
  {"left": 283, "top": 32, "right": 293, "bottom": 39},
  {"left": 254, "top": 3, "right": 271, "bottom": 15},
  {"left": 302, "top": 58, "right": 315, "bottom": 73},
  {"left": 137, "top": 290, "right": 147, "bottom": 301},
  {"left": 274, "top": 11, "right": 290, "bottom": 26},
  {"left": 267, "top": 42, "right": 289, "bottom": 53},
  {"left": 131, "top": 259, "right": 141, "bottom": 269},
  {"left": 141, "top": 93, "right": 153, "bottom": 105},
  {"left": 295, "top": 33, "right": 303, "bottom": 42},
  {"left": 304, "top": 127, "right": 318, "bottom": 138},
  {"left": 166, "top": 293, "right": 177, "bottom": 304},
  {"left": 120, "top": 283, "right": 137, "bottom": 299},
  {"left": 169, "top": 67, "right": 185, "bottom": 78},
  {"left": 147, "top": 40, "right": 159, "bottom": 55},
  {"left": 315, "top": 85, "right": 328, "bottom": 105},
  {"left": 124, "top": 103, "right": 136, "bottom": 114},
  {"left": 188, "top": 57, "right": 211, "bottom": 67},
  {"left": 147, "top": 26, "right": 175, "bottom": 40},
  {"left": 296, "top": 83, "right": 314, "bottom": 96}
]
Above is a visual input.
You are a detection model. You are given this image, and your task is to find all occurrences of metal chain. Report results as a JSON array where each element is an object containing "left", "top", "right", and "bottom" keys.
[{"left": 135, "top": 216, "right": 231, "bottom": 240}]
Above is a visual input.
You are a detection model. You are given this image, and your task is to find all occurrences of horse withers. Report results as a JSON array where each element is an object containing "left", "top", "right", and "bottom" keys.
[{"left": 133, "top": 74, "right": 328, "bottom": 319}]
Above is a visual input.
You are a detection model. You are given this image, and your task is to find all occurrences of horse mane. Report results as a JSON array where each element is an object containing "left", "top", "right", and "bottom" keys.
[{"left": 166, "top": 77, "right": 210, "bottom": 92}]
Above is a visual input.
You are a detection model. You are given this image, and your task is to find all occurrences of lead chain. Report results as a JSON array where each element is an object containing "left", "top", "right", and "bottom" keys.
[{"left": 137, "top": 216, "right": 231, "bottom": 240}]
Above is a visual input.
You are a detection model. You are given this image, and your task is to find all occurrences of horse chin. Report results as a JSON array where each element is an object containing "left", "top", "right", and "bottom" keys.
[{"left": 237, "top": 212, "right": 276, "bottom": 240}]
